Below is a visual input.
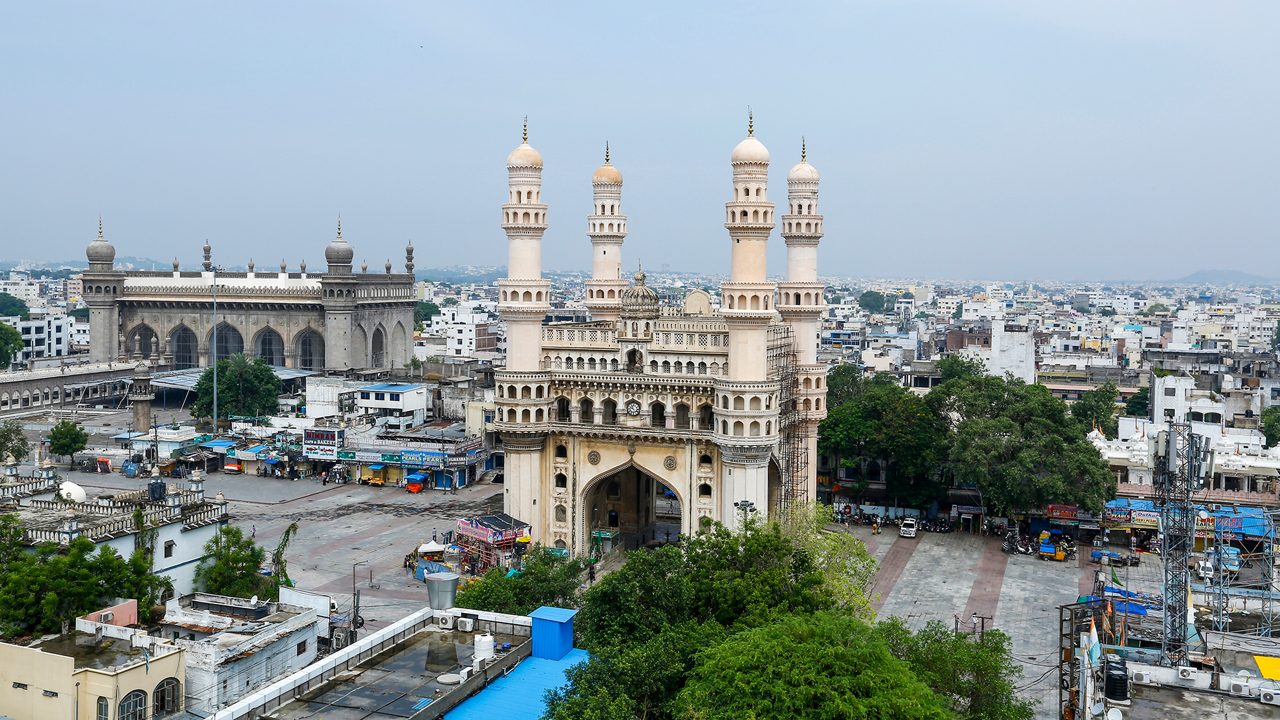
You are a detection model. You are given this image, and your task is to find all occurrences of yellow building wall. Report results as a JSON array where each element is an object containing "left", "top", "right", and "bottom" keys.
[
  {"left": 75, "top": 649, "right": 186, "bottom": 720},
  {"left": 0, "top": 642, "right": 77, "bottom": 720}
]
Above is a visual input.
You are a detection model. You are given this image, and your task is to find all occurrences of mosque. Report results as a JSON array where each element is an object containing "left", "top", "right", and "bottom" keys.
[
  {"left": 494, "top": 117, "right": 828, "bottom": 553},
  {"left": 81, "top": 221, "right": 417, "bottom": 373}
]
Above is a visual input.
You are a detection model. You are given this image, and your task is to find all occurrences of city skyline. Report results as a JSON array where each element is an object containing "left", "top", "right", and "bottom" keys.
[{"left": 3, "top": 2, "right": 1278, "bottom": 280}]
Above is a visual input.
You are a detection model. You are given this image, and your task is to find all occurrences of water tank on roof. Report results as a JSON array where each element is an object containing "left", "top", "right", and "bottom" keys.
[
  {"left": 474, "top": 632, "right": 495, "bottom": 662},
  {"left": 1104, "top": 657, "right": 1129, "bottom": 703},
  {"left": 148, "top": 479, "right": 166, "bottom": 502},
  {"left": 426, "top": 572, "right": 459, "bottom": 610}
]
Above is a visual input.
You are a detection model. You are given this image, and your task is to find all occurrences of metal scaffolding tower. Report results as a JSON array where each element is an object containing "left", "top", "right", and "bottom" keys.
[
  {"left": 767, "top": 325, "right": 808, "bottom": 508},
  {"left": 1153, "top": 420, "right": 1210, "bottom": 666},
  {"left": 1208, "top": 508, "right": 1279, "bottom": 636}
]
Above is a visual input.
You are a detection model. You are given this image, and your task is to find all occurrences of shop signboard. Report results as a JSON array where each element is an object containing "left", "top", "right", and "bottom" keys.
[
  {"left": 304, "top": 444, "right": 338, "bottom": 460},
  {"left": 303, "top": 428, "right": 344, "bottom": 446},
  {"left": 1046, "top": 504, "right": 1078, "bottom": 520},
  {"left": 402, "top": 449, "right": 447, "bottom": 468},
  {"left": 1130, "top": 510, "right": 1160, "bottom": 528},
  {"left": 1104, "top": 507, "right": 1131, "bottom": 525}
]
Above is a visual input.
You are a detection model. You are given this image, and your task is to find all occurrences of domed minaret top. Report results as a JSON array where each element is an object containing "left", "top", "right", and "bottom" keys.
[
  {"left": 621, "top": 265, "right": 660, "bottom": 320},
  {"left": 86, "top": 216, "right": 116, "bottom": 268},
  {"left": 787, "top": 137, "right": 820, "bottom": 183},
  {"left": 405, "top": 240, "right": 415, "bottom": 274},
  {"left": 506, "top": 117, "right": 544, "bottom": 168},
  {"left": 202, "top": 239, "right": 212, "bottom": 272},
  {"left": 730, "top": 110, "right": 770, "bottom": 167},
  {"left": 592, "top": 142, "right": 623, "bottom": 185},
  {"left": 325, "top": 216, "right": 354, "bottom": 273}
]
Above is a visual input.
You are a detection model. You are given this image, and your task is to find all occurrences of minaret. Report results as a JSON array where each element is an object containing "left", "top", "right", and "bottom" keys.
[
  {"left": 714, "top": 112, "right": 779, "bottom": 527},
  {"left": 495, "top": 119, "right": 552, "bottom": 543},
  {"left": 321, "top": 217, "right": 357, "bottom": 369},
  {"left": 778, "top": 138, "right": 827, "bottom": 501},
  {"left": 584, "top": 143, "right": 628, "bottom": 322},
  {"left": 83, "top": 217, "right": 124, "bottom": 362}
]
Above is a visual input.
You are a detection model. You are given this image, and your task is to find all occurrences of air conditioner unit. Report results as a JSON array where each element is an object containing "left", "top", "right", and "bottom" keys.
[
  {"left": 1177, "top": 667, "right": 1196, "bottom": 681},
  {"left": 331, "top": 631, "right": 347, "bottom": 650},
  {"left": 1261, "top": 689, "right": 1280, "bottom": 706},
  {"left": 1229, "top": 681, "right": 1251, "bottom": 697},
  {"left": 1131, "top": 671, "right": 1153, "bottom": 685},
  {"left": 100, "top": 611, "right": 114, "bottom": 623},
  {"left": 457, "top": 617, "right": 475, "bottom": 632},
  {"left": 439, "top": 615, "right": 455, "bottom": 630}
]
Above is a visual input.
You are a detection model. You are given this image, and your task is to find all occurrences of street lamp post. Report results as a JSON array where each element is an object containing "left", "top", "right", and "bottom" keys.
[{"left": 210, "top": 265, "right": 222, "bottom": 434}]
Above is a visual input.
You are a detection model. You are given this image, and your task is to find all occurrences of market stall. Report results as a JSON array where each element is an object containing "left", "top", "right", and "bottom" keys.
[{"left": 454, "top": 513, "right": 531, "bottom": 574}]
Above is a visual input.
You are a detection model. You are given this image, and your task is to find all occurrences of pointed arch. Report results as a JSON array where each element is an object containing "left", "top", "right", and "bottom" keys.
[
  {"left": 207, "top": 322, "right": 243, "bottom": 363},
  {"left": 350, "top": 324, "right": 369, "bottom": 368},
  {"left": 370, "top": 325, "right": 386, "bottom": 368},
  {"left": 252, "top": 326, "right": 285, "bottom": 366},
  {"left": 125, "top": 323, "right": 157, "bottom": 359}
]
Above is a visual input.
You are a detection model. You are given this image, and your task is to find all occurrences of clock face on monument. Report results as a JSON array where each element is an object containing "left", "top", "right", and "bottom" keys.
[{"left": 626, "top": 400, "right": 641, "bottom": 416}]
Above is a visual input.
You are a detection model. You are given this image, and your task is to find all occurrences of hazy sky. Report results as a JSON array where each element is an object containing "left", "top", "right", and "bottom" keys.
[{"left": 3, "top": 2, "right": 1278, "bottom": 280}]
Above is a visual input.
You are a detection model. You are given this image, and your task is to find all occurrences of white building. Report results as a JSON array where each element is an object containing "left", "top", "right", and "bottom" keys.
[
  {"left": 426, "top": 303, "right": 499, "bottom": 357},
  {"left": 1, "top": 311, "right": 73, "bottom": 366},
  {"left": 356, "top": 382, "right": 431, "bottom": 429}
]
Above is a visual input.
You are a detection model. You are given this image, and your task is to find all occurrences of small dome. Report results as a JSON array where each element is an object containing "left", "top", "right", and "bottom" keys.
[
  {"left": 621, "top": 268, "right": 660, "bottom": 319},
  {"left": 593, "top": 163, "right": 623, "bottom": 185},
  {"left": 731, "top": 136, "right": 770, "bottom": 165},
  {"left": 58, "top": 481, "right": 87, "bottom": 504},
  {"left": 87, "top": 220, "right": 115, "bottom": 264},
  {"left": 788, "top": 160, "right": 819, "bottom": 182},
  {"left": 325, "top": 220, "right": 353, "bottom": 266},
  {"left": 507, "top": 143, "right": 544, "bottom": 168}
]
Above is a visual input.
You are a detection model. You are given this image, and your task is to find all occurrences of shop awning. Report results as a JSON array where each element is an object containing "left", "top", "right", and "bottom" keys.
[
  {"left": 263, "top": 458, "right": 280, "bottom": 465},
  {"left": 200, "top": 439, "right": 237, "bottom": 450},
  {"left": 405, "top": 473, "right": 427, "bottom": 481},
  {"left": 245, "top": 445, "right": 268, "bottom": 454},
  {"left": 368, "top": 464, "right": 385, "bottom": 471}
]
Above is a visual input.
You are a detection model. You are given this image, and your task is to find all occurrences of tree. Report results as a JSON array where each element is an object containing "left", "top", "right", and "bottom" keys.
[
  {"left": 194, "top": 525, "right": 273, "bottom": 600},
  {"left": 952, "top": 302, "right": 963, "bottom": 320},
  {"left": 674, "top": 612, "right": 952, "bottom": 720},
  {"left": 857, "top": 290, "right": 887, "bottom": 313},
  {"left": 0, "top": 421, "right": 30, "bottom": 463},
  {"left": 414, "top": 301, "right": 440, "bottom": 326},
  {"left": 937, "top": 354, "right": 986, "bottom": 383},
  {"left": 825, "top": 363, "right": 868, "bottom": 408},
  {"left": 1142, "top": 303, "right": 1170, "bottom": 316},
  {"left": 69, "top": 307, "right": 90, "bottom": 320},
  {"left": 455, "top": 546, "right": 585, "bottom": 615},
  {"left": 191, "top": 353, "right": 281, "bottom": 420},
  {"left": 1124, "top": 387, "right": 1150, "bottom": 418},
  {"left": 877, "top": 618, "right": 1034, "bottom": 720},
  {"left": 0, "top": 293, "right": 29, "bottom": 321},
  {"left": 1263, "top": 407, "right": 1280, "bottom": 449},
  {"left": 1100, "top": 307, "right": 1116, "bottom": 316},
  {"left": 1072, "top": 381, "right": 1119, "bottom": 439},
  {"left": 0, "top": 323, "right": 22, "bottom": 368},
  {"left": 48, "top": 420, "right": 88, "bottom": 462},
  {"left": 774, "top": 502, "right": 877, "bottom": 617},
  {"left": 442, "top": 297, "right": 459, "bottom": 307}
]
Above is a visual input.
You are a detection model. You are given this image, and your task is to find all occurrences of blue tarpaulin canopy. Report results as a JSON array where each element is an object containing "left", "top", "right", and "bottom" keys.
[
  {"left": 263, "top": 458, "right": 279, "bottom": 464},
  {"left": 368, "top": 464, "right": 385, "bottom": 471},
  {"left": 245, "top": 445, "right": 268, "bottom": 454},
  {"left": 200, "top": 439, "right": 236, "bottom": 449},
  {"left": 405, "top": 473, "right": 427, "bottom": 481}
]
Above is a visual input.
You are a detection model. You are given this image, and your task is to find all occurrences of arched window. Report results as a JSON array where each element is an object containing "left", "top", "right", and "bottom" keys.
[
  {"left": 733, "top": 396, "right": 744, "bottom": 411},
  {"left": 555, "top": 397, "right": 571, "bottom": 422},
  {"left": 119, "top": 690, "right": 147, "bottom": 720},
  {"left": 733, "top": 421, "right": 744, "bottom": 436},
  {"left": 536, "top": 385, "right": 545, "bottom": 399},
  {"left": 580, "top": 397, "right": 595, "bottom": 424},
  {"left": 254, "top": 327, "right": 285, "bottom": 366},
  {"left": 521, "top": 409, "right": 531, "bottom": 423},
  {"left": 555, "top": 505, "right": 568, "bottom": 522},
  {"left": 698, "top": 404, "right": 714, "bottom": 430},
  {"left": 521, "top": 385, "right": 532, "bottom": 399},
  {"left": 650, "top": 402, "right": 666, "bottom": 428},
  {"left": 749, "top": 396, "right": 762, "bottom": 411},
  {"left": 699, "top": 483, "right": 713, "bottom": 498},
  {"left": 661, "top": 361, "right": 671, "bottom": 374},
  {"left": 555, "top": 473, "right": 568, "bottom": 489},
  {"left": 602, "top": 398, "right": 618, "bottom": 425},
  {"left": 749, "top": 421, "right": 761, "bottom": 436},
  {"left": 699, "top": 453, "right": 713, "bottom": 466},
  {"left": 674, "top": 403, "right": 690, "bottom": 429},
  {"left": 555, "top": 444, "right": 568, "bottom": 459},
  {"left": 97, "top": 697, "right": 109, "bottom": 720},
  {"left": 154, "top": 677, "right": 182, "bottom": 716}
]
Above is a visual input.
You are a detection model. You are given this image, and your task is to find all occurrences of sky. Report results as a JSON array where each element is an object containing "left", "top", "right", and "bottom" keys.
[{"left": 2, "top": 1, "right": 1278, "bottom": 281}]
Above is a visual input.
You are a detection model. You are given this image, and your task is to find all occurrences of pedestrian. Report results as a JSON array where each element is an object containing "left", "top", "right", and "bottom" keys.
[
  {"left": 251, "top": 525, "right": 256, "bottom": 539},
  {"left": 587, "top": 563, "right": 596, "bottom": 585}
]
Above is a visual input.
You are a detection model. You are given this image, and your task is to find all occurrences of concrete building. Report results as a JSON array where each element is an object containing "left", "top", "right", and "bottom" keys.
[
  {"left": 80, "top": 218, "right": 415, "bottom": 371},
  {"left": 355, "top": 381, "right": 431, "bottom": 430},
  {"left": 1, "top": 600, "right": 185, "bottom": 720},
  {"left": 493, "top": 118, "right": 826, "bottom": 553},
  {"left": 1, "top": 310, "right": 73, "bottom": 366}
]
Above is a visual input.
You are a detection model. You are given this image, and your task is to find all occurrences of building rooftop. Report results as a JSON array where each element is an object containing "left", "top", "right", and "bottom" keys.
[
  {"left": 1127, "top": 684, "right": 1275, "bottom": 720},
  {"left": 362, "top": 383, "right": 425, "bottom": 392},
  {"left": 445, "top": 648, "right": 588, "bottom": 720},
  {"left": 33, "top": 632, "right": 176, "bottom": 671}
]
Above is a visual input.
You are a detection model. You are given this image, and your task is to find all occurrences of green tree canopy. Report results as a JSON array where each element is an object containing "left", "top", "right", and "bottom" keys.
[
  {"left": 194, "top": 525, "right": 275, "bottom": 600},
  {"left": 1071, "top": 381, "right": 1119, "bottom": 439},
  {"left": 0, "top": 323, "right": 22, "bottom": 368},
  {"left": 455, "top": 546, "right": 585, "bottom": 616},
  {"left": 857, "top": 290, "right": 887, "bottom": 313},
  {"left": 48, "top": 420, "right": 88, "bottom": 462},
  {"left": 877, "top": 618, "right": 1034, "bottom": 720},
  {"left": 937, "top": 354, "right": 986, "bottom": 383},
  {"left": 1142, "top": 303, "right": 1170, "bottom": 315},
  {"left": 191, "top": 354, "right": 281, "bottom": 420},
  {"left": 1263, "top": 406, "right": 1280, "bottom": 449},
  {"left": 0, "top": 518, "right": 171, "bottom": 638},
  {"left": 69, "top": 306, "right": 90, "bottom": 320},
  {"left": 0, "top": 293, "right": 29, "bottom": 321},
  {"left": 825, "top": 363, "right": 868, "bottom": 408},
  {"left": 0, "top": 421, "right": 30, "bottom": 463},
  {"left": 674, "top": 612, "right": 952, "bottom": 720},
  {"left": 1124, "top": 386, "right": 1150, "bottom": 418},
  {"left": 414, "top": 301, "right": 441, "bottom": 325}
]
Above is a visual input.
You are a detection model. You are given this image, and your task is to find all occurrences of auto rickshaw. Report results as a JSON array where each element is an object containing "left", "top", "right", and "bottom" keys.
[{"left": 1039, "top": 530, "right": 1069, "bottom": 561}]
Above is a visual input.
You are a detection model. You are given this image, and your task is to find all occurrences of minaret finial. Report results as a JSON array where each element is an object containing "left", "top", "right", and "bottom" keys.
[
  {"left": 801, "top": 136, "right": 807, "bottom": 162},
  {"left": 604, "top": 141, "right": 610, "bottom": 164},
  {"left": 747, "top": 108, "right": 754, "bottom": 137},
  {"left": 522, "top": 116, "right": 528, "bottom": 144},
  {"left": 97, "top": 215, "right": 104, "bottom": 240},
  {"left": 336, "top": 214, "right": 342, "bottom": 240}
]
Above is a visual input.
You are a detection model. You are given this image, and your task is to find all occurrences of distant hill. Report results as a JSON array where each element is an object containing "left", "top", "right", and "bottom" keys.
[{"left": 1172, "top": 269, "right": 1275, "bottom": 285}]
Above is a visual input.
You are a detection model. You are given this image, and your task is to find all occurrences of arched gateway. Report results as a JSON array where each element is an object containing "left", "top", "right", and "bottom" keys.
[{"left": 580, "top": 459, "right": 683, "bottom": 552}]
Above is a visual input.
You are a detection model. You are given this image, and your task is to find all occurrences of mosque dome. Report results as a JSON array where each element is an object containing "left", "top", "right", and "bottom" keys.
[
  {"left": 788, "top": 160, "right": 819, "bottom": 182},
  {"left": 507, "top": 143, "right": 543, "bottom": 168},
  {"left": 621, "top": 268, "right": 660, "bottom": 319},
  {"left": 731, "top": 136, "right": 770, "bottom": 165},
  {"left": 86, "top": 220, "right": 115, "bottom": 264},
  {"left": 325, "top": 220, "right": 354, "bottom": 266},
  {"left": 593, "top": 163, "right": 622, "bottom": 185}
]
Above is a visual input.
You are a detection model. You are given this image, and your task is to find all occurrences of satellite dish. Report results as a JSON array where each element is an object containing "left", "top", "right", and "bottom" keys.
[
  {"left": 1106, "top": 709, "right": 1123, "bottom": 720},
  {"left": 250, "top": 595, "right": 259, "bottom": 605}
]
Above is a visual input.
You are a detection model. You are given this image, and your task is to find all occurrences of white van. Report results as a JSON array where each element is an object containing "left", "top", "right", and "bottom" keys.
[{"left": 899, "top": 518, "right": 918, "bottom": 538}]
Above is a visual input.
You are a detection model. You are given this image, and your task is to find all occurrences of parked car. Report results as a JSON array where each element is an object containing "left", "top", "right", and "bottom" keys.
[{"left": 899, "top": 518, "right": 918, "bottom": 538}]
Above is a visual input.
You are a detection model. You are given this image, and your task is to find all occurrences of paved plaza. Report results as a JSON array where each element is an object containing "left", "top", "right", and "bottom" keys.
[{"left": 846, "top": 525, "right": 1089, "bottom": 719}]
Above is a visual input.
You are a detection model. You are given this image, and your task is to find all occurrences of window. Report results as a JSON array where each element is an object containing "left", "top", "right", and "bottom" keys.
[
  {"left": 119, "top": 690, "right": 147, "bottom": 720},
  {"left": 153, "top": 678, "right": 181, "bottom": 717},
  {"left": 360, "top": 392, "right": 370, "bottom": 399},
  {"left": 375, "top": 392, "right": 386, "bottom": 400},
  {"left": 555, "top": 473, "right": 568, "bottom": 489},
  {"left": 11, "top": 682, "right": 27, "bottom": 690},
  {"left": 97, "top": 697, "right": 109, "bottom": 720},
  {"left": 297, "top": 640, "right": 308, "bottom": 655},
  {"left": 164, "top": 540, "right": 175, "bottom": 558},
  {"left": 390, "top": 393, "right": 401, "bottom": 401},
  {"left": 699, "top": 483, "right": 713, "bottom": 498}
]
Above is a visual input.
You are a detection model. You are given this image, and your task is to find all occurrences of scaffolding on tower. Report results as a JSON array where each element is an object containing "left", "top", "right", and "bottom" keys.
[{"left": 768, "top": 324, "right": 808, "bottom": 508}]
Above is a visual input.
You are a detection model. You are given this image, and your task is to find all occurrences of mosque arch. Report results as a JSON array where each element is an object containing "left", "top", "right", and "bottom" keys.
[
  {"left": 391, "top": 321, "right": 408, "bottom": 368},
  {"left": 252, "top": 327, "right": 285, "bottom": 366},
  {"left": 351, "top": 325, "right": 368, "bottom": 368},
  {"left": 370, "top": 326, "right": 386, "bottom": 368},
  {"left": 295, "top": 329, "right": 324, "bottom": 370},
  {"left": 169, "top": 325, "right": 198, "bottom": 369},
  {"left": 208, "top": 322, "right": 244, "bottom": 363},
  {"left": 126, "top": 324, "right": 158, "bottom": 359}
]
